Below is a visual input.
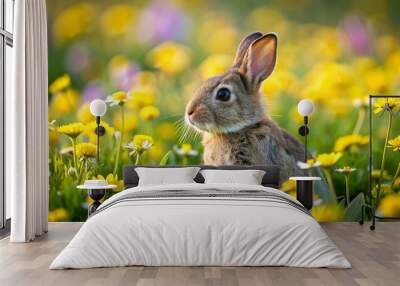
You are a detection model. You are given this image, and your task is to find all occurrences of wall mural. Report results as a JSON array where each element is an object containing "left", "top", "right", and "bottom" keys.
[{"left": 47, "top": 0, "right": 400, "bottom": 222}]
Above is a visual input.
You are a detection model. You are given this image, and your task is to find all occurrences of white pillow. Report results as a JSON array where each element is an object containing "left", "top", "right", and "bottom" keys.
[
  {"left": 135, "top": 167, "right": 200, "bottom": 186},
  {"left": 200, "top": 169, "right": 266, "bottom": 185}
]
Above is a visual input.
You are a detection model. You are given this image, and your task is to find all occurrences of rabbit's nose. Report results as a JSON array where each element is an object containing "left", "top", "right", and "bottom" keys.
[{"left": 187, "top": 105, "right": 195, "bottom": 116}]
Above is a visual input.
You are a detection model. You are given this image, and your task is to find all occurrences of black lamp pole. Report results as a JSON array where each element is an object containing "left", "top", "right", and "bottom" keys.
[
  {"left": 94, "top": 116, "right": 106, "bottom": 164},
  {"left": 298, "top": 116, "right": 309, "bottom": 162}
]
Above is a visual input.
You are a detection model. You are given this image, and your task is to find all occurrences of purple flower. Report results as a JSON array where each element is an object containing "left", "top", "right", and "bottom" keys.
[
  {"left": 82, "top": 82, "right": 106, "bottom": 103},
  {"left": 110, "top": 64, "right": 139, "bottom": 92},
  {"left": 136, "top": 0, "right": 189, "bottom": 45},
  {"left": 65, "top": 43, "right": 91, "bottom": 75},
  {"left": 340, "top": 14, "right": 372, "bottom": 55}
]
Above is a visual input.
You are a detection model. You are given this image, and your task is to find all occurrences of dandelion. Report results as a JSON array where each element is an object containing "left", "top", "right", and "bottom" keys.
[
  {"left": 388, "top": 135, "right": 400, "bottom": 188},
  {"left": 334, "top": 134, "right": 369, "bottom": 152},
  {"left": 297, "top": 158, "right": 321, "bottom": 170},
  {"left": 58, "top": 122, "right": 86, "bottom": 170},
  {"left": 373, "top": 98, "right": 400, "bottom": 115},
  {"left": 75, "top": 143, "right": 97, "bottom": 158},
  {"left": 52, "top": 3, "right": 95, "bottom": 43},
  {"left": 280, "top": 180, "right": 296, "bottom": 198},
  {"left": 173, "top": 143, "right": 198, "bottom": 165},
  {"left": 96, "top": 174, "right": 124, "bottom": 192},
  {"left": 125, "top": 135, "right": 154, "bottom": 164},
  {"left": 317, "top": 152, "right": 342, "bottom": 197},
  {"left": 148, "top": 41, "right": 190, "bottom": 74},
  {"left": 77, "top": 103, "right": 94, "bottom": 124},
  {"left": 378, "top": 194, "right": 400, "bottom": 217},
  {"left": 50, "top": 89, "right": 79, "bottom": 116},
  {"left": 128, "top": 86, "right": 156, "bottom": 109},
  {"left": 155, "top": 122, "right": 176, "bottom": 140},
  {"left": 49, "top": 74, "right": 71, "bottom": 94},
  {"left": 139, "top": 105, "right": 160, "bottom": 121},
  {"left": 106, "top": 91, "right": 130, "bottom": 107},
  {"left": 100, "top": 4, "right": 136, "bottom": 38},
  {"left": 371, "top": 169, "right": 390, "bottom": 180},
  {"left": 316, "top": 152, "right": 342, "bottom": 168},
  {"left": 58, "top": 122, "right": 86, "bottom": 139},
  {"left": 374, "top": 99, "right": 398, "bottom": 209},
  {"left": 199, "top": 54, "right": 231, "bottom": 78},
  {"left": 388, "top": 135, "right": 400, "bottom": 151},
  {"left": 336, "top": 167, "right": 357, "bottom": 206},
  {"left": 311, "top": 204, "right": 344, "bottom": 222},
  {"left": 48, "top": 208, "right": 69, "bottom": 222}
]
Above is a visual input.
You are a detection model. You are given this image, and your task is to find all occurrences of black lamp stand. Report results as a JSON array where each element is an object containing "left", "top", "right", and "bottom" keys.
[
  {"left": 298, "top": 116, "right": 309, "bottom": 162},
  {"left": 94, "top": 116, "right": 106, "bottom": 164}
]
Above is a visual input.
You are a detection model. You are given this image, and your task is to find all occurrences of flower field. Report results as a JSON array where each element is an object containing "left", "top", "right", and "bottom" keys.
[{"left": 47, "top": 0, "right": 400, "bottom": 222}]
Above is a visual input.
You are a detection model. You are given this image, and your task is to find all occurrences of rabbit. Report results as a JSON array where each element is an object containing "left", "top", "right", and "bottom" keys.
[{"left": 184, "top": 32, "right": 306, "bottom": 182}]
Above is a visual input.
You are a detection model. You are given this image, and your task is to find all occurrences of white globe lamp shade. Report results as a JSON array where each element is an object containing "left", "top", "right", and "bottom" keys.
[
  {"left": 297, "top": 99, "right": 314, "bottom": 116},
  {"left": 90, "top": 99, "right": 107, "bottom": 117}
]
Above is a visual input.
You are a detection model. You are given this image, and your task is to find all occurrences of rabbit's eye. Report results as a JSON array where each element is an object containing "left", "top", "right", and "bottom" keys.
[{"left": 215, "top": 88, "right": 231, "bottom": 102}]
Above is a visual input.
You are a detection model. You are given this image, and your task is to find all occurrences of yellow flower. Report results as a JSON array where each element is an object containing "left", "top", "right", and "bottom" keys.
[
  {"left": 49, "top": 74, "right": 71, "bottom": 94},
  {"left": 135, "top": 71, "right": 156, "bottom": 87},
  {"left": 96, "top": 174, "right": 124, "bottom": 192},
  {"left": 199, "top": 54, "right": 231, "bottom": 78},
  {"left": 53, "top": 3, "right": 96, "bottom": 43},
  {"left": 133, "top": 135, "right": 153, "bottom": 152},
  {"left": 247, "top": 8, "right": 288, "bottom": 38},
  {"left": 363, "top": 67, "right": 389, "bottom": 93},
  {"left": 77, "top": 103, "right": 94, "bottom": 124},
  {"left": 48, "top": 208, "right": 69, "bottom": 222},
  {"left": 279, "top": 180, "right": 296, "bottom": 198},
  {"left": 261, "top": 70, "right": 299, "bottom": 98},
  {"left": 378, "top": 194, "right": 400, "bottom": 217},
  {"left": 198, "top": 16, "right": 238, "bottom": 54},
  {"left": 148, "top": 41, "right": 190, "bottom": 74},
  {"left": 50, "top": 89, "right": 79, "bottom": 117},
  {"left": 371, "top": 169, "right": 390, "bottom": 180},
  {"left": 155, "top": 122, "right": 176, "bottom": 140},
  {"left": 58, "top": 122, "right": 86, "bottom": 139},
  {"left": 113, "top": 111, "right": 137, "bottom": 133},
  {"left": 100, "top": 5, "right": 136, "bottom": 38},
  {"left": 300, "top": 62, "right": 356, "bottom": 115},
  {"left": 49, "top": 130, "right": 59, "bottom": 146},
  {"left": 106, "top": 91, "right": 130, "bottom": 106},
  {"left": 127, "top": 86, "right": 156, "bottom": 109},
  {"left": 148, "top": 143, "right": 165, "bottom": 161},
  {"left": 388, "top": 136, "right": 400, "bottom": 151},
  {"left": 311, "top": 204, "right": 344, "bottom": 222},
  {"left": 125, "top": 135, "right": 154, "bottom": 155},
  {"left": 372, "top": 184, "right": 393, "bottom": 199},
  {"left": 139, "top": 105, "right": 160, "bottom": 121},
  {"left": 373, "top": 98, "right": 400, "bottom": 114},
  {"left": 75, "top": 142, "right": 97, "bottom": 158},
  {"left": 316, "top": 152, "right": 342, "bottom": 168},
  {"left": 334, "top": 134, "right": 369, "bottom": 152}
]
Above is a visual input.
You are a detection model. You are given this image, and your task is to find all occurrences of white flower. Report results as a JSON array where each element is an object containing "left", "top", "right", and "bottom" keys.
[
  {"left": 297, "top": 159, "right": 321, "bottom": 170},
  {"left": 335, "top": 167, "right": 357, "bottom": 175},
  {"left": 105, "top": 91, "right": 131, "bottom": 107},
  {"left": 173, "top": 144, "right": 198, "bottom": 157}
]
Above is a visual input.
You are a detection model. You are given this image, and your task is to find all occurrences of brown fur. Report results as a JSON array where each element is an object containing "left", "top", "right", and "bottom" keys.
[{"left": 185, "top": 32, "right": 305, "bottom": 182}]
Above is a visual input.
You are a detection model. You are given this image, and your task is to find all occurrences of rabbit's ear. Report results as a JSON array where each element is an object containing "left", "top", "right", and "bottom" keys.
[
  {"left": 232, "top": 32, "right": 263, "bottom": 68},
  {"left": 242, "top": 33, "right": 277, "bottom": 90}
]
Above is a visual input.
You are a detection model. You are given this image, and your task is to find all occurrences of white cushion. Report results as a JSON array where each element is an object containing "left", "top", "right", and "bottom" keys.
[
  {"left": 200, "top": 169, "right": 266, "bottom": 185},
  {"left": 135, "top": 167, "right": 200, "bottom": 186}
]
